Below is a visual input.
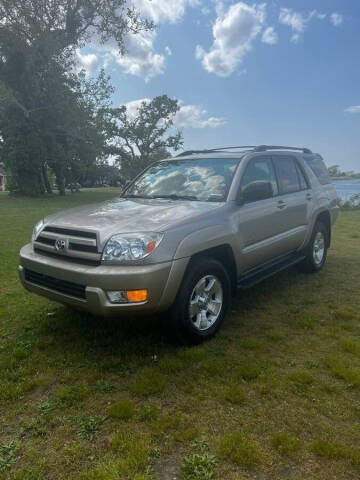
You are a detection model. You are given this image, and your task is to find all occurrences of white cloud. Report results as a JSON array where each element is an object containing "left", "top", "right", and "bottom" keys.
[
  {"left": 174, "top": 103, "right": 227, "bottom": 128},
  {"left": 279, "top": 8, "right": 340, "bottom": 43},
  {"left": 132, "top": 0, "right": 200, "bottom": 24},
  {"left": 165, "top": 46, "right": 172, "bottom": 56},
  {"left": 195, "top": 2, "right": 266, "bottom": 77},
  {"left": 105, "top": 31, "right": 165, "bottom": 82},
  {"left": 123, "top": 98, "right": 226, "bottom": 128},
  {"left": 345, "top": 106, "right": 360, "bottom": 114},
  {"left": 261, "top": 26, "right": 278, "bottom": 45},
  {"left": 279, "top": 8, "right": 307, "bottom": 43},
  {"left": 75, "top": 50, "right": 99, "bottom": 75},
  {"left": 330, "top": 12, "right": 344, "bottom": 27}
]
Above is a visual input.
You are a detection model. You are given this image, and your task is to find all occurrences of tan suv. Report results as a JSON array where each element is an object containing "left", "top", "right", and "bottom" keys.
[{"left": 19, "top": 145, "right": 339, "bottom": 343}]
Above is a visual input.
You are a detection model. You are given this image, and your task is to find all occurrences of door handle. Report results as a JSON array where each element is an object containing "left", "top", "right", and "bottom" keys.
[
  {"left": 277, "top": 200, "right": 287, "bottom": 209},
  {"left": 306, "top": 193, "right": 312, "bottom": 201}
]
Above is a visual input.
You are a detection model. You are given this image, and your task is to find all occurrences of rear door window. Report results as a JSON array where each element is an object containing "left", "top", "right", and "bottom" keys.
[
  {"left": 273, "top": 156, "right": 301, "bottom": 194},
  {"left": 304, "top": 157, "right": 331, "bottom": 185}
]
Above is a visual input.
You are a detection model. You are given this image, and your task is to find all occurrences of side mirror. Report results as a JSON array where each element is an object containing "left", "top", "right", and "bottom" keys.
[{"left": 238, "top": 181, "right": 273, "bottom": 204}]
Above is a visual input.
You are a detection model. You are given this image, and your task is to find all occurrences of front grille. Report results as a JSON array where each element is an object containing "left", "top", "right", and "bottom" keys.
[
  {"left": 35, "top": 225, "right": 100, "bottom": 261},
  {"left": 42, "top": 226, "right": 97, "bottom": 239},
  {"left": 24, "top": 269, "right": 86, "bottom": 299}
]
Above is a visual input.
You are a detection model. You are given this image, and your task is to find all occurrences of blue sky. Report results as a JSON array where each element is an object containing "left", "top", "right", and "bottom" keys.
[{"left": 79, "top": 0, "right": 360, "bottom": 171}]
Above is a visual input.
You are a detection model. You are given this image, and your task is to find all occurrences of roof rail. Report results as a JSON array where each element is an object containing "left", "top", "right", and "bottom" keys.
[
  {"left": 176, "top": 146, "right": 257, "bottom": 157},
  {"left": 176, "top": 145, "right": 313, "bottom": 157},
  {"left": 254, "top": 145, "right": 313, "bottom": 154}
]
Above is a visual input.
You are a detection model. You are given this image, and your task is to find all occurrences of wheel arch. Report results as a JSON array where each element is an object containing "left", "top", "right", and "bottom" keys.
[{"left": 187, "top": 244, "right": 238, "bottom": 295}]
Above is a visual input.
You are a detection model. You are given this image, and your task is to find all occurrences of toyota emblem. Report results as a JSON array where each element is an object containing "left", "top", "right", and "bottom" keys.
[{"left": 55, "top": 239, "right": 66, "bottom": 251}]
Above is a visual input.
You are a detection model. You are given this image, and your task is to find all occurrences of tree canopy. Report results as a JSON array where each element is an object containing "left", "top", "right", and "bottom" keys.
[{"left": 111, "top": 95, "right": 183, "bottom": 179}]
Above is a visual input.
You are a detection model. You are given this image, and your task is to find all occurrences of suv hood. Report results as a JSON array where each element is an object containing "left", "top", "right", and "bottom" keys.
[{"left": 44, "top": 197, "right": 221, "bottom": 239}]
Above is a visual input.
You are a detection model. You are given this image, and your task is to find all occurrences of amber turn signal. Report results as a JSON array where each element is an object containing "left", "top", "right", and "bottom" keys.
[{"left": 126, "top": 289, "right": 148, "bottom": 303}]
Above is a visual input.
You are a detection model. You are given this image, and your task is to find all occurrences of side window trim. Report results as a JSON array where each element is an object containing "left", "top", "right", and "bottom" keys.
[{"left": 295, "top": 159, "right": 311, "bottom": 190}]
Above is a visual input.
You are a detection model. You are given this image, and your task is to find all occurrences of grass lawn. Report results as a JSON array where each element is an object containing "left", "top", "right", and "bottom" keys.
[{"left": 1, "top": 189, "right": 360, "bottom": 480}]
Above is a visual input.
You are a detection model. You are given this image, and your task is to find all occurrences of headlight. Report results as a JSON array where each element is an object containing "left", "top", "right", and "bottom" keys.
[
  {"left": 31, "top": 220, "right": 44, "bottom": 242},
  {"left": 102, "top": 232, "right": 163, "bottom": 262}
]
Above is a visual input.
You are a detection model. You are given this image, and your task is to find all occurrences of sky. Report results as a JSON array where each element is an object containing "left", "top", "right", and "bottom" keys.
[{"left": 78, "top": 0, "right": 360, "bottom": 171}]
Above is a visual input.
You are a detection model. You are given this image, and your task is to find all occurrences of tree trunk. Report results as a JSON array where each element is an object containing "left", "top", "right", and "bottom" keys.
[
  {"left": 42, "top": 165, "right": 53, "bottom": 194},
  {"left": 55, "top": 171, "right": 66, "bottom": 196}
]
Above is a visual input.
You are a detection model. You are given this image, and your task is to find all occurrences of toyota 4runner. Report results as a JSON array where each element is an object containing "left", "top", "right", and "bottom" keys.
[{"left": 19, "top": 145, "right": 339, "bottom": 343}]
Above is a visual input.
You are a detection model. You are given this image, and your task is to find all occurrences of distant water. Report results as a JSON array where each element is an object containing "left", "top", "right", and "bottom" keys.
[{"left": 333, "top": 179, "right": 360, "bottom": 202}]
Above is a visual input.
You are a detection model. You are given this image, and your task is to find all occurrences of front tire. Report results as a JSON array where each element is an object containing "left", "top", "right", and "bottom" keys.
[
  {"left": 168, "top": 257, "right": 231, "bottom": 344},
  {"left": 298, "top": 221, "right": 328, "bottom": 273}
]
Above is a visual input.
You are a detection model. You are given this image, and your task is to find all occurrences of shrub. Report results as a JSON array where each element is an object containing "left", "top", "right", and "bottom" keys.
[
  {"left": 217, "top": 433, "right": 261, "bottom": 467},
  {"left": 108, "top": 400, "right": 135, "bottom": 421}
]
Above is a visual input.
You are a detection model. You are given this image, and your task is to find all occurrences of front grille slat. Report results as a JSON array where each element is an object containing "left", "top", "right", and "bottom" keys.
[
  {"left": 24, "top": 269, "right": 86, "bottom": 299},
  {"left": 43, "top": 226, "right": 96, "bottom": 239},
  {"left": 37, "top": 236, "right": 56, "bottom": 246},
  {"left": 34, "top": 248, "right": 100, "bottom": 266},
  {"left": 68, "top": 242, "right": 98, "bottom": 253}
]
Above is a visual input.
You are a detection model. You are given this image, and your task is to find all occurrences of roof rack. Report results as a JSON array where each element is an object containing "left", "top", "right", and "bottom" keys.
[{"left": 176, "top": 145, "right": 312, "bottom": 157}]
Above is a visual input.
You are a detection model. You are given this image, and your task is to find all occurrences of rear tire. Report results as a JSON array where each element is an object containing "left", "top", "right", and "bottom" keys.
[
  {"left": 298, "top": 221, "right": 328, "bottom": 273},
  {"left": 167, "top": 257, "right": 231, "bottom": 344}
]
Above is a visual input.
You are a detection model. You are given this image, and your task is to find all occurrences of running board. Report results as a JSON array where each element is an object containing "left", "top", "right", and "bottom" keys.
[{"left": 237, "top": 252, "right": 306, "bottom": 289}]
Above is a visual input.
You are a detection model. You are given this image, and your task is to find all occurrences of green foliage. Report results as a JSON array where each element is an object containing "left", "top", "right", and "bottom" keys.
[
  {"left": 182, "top": 454, "right": 217, "bottom": 480},
  {"left": 0, "top": 440, "right": 20, "bottom": 472},
  {"left": 108, "top": 400, "right": 135, "bottom": 420},
  {"left": 271, "top": 432, "right": 300, "bottom": 455},
  {"left": 112, "top": 95, "right": 183, "bottom": 179},
  {"left": 131, "top": 368, "right": 166, "bottom": 396},
  {"left": 236, "top": 364, "right": 261, "bottom": 381},
  {"left": 78, "top": 415, "right": 107, "bottom": 440},
  {"left": 223, "top": 384, "right": 247, "bottom": 405},
  {"left": 217, "top": 433, "right": 261, "bottom": 467},
  {"left": 0, "top": 0, "right": 152, "bottom": 196}
]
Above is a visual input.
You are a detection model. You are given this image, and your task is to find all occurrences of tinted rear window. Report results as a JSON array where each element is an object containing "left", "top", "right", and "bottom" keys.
[{"left": 304, "top": 157, "right": 331, "bottom": 185}]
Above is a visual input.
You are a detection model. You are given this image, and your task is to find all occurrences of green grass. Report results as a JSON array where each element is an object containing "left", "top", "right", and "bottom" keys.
[{"left": 0, "top": 190, "right": 360, "bottom": 479}]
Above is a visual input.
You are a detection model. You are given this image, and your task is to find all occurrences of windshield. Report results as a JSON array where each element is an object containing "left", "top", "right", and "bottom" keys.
[{"left": 124, "top": 158, "right": 240, "bottom": 202}]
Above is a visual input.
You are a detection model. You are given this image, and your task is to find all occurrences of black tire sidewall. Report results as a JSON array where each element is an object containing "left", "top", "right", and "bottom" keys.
[{"left": 171, "top": 258, "right": 231, "bottom": 343}]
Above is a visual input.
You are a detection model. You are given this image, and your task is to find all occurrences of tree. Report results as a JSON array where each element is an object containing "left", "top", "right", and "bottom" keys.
[
  {"left": 0, "top": 0, "right": 152, "bottom": 195},
  {"left": 111, "top": 95, "right": 183, "bottom": 179}
]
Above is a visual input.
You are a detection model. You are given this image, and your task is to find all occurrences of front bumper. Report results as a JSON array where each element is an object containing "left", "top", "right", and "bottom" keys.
[{"left": 19, "top": 244, "right": 189, "bottom": 316}]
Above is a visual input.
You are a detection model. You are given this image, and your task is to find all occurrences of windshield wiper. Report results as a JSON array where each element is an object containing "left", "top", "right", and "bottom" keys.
[
  {"left": 122, "top": 193, "right": 198, "bottom": 201},
  {"left": 150, "top": 194, "right": 198, "bottom": 201}
]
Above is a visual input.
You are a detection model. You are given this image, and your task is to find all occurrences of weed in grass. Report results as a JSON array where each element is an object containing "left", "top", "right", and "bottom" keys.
[
  {"left": 108, "top": 400, "right": 135, "bottom": 420},
  {"left": 306, "top": 360, "right": 320, "bottom": 369},
  {"left": 131, "top": 368, "right": 166, "bottom": 396},
  {"left": 36, "top": 399, "right": 54, "bottom": 414},
  {"left": 158, "top": 355, "right": 185, "bottom": 373},
  {"left": 55, "top": 382, "right": 91, "bottom": 406},
  {"left": 240, "top": 338, "right": 261, "bottom": 349},
  {"left": 181, "top": 453, "right": 217, "bottom": 480},
  {"left": 174, "top": 422, "right": 200, "bottom": 443},
  {"left": 191, "top": 437, "right": 210, "bottom": 453},
  {"left": 340, "top": 338, "right": 360, "bottom": 358},
  {"left": 108, "top": 430, "right": 152, "bottom": 476},
  {"left": 95, "top": 380, "right": 117, "bottom": 392},
  {"left": 78, "top": 415, "right": 106, "bottom": 440},
  {"left": 217, "top": 433, "right": 261, "bottom": 467},
  {"left": 287, "top": 370, "right": 314, "bottom": 386},
  {"left": 178, "top": 348, "right": 207, "bottom": 364},
  {"left": 266, "top": 331, "right": 285, "bottom": 342},
  {"left": 236, "top": 364, "right": 261, "bottom": 382},
  {"left": 311, "top": 438, "right": 344, "bottom": 458},
  {"left": 271, "top": 432, "right": 300, "bottom": 455},
  {"left": 199, "top": 358, "right": 225, "bottom": 377},
  {"left": 333, "top": 310, "right": 358, "bottom": 322},
  {"left": 150, "top": 413, "right": 182, "bottom": 437},
  {"left": 138, "top": 404, "right": 160, "bottom": 422},
  {"left": 296, "top": 316, "right": 316, "bottom": 330},
  {"left": 0, "top": 440, "right": 20, "bottom": 472},
  {"left": 326, "top": 357, "right": 360, "bottom": 388},
  {"left": 223, "top": 384, "right": 246, "bottom": 405}
]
